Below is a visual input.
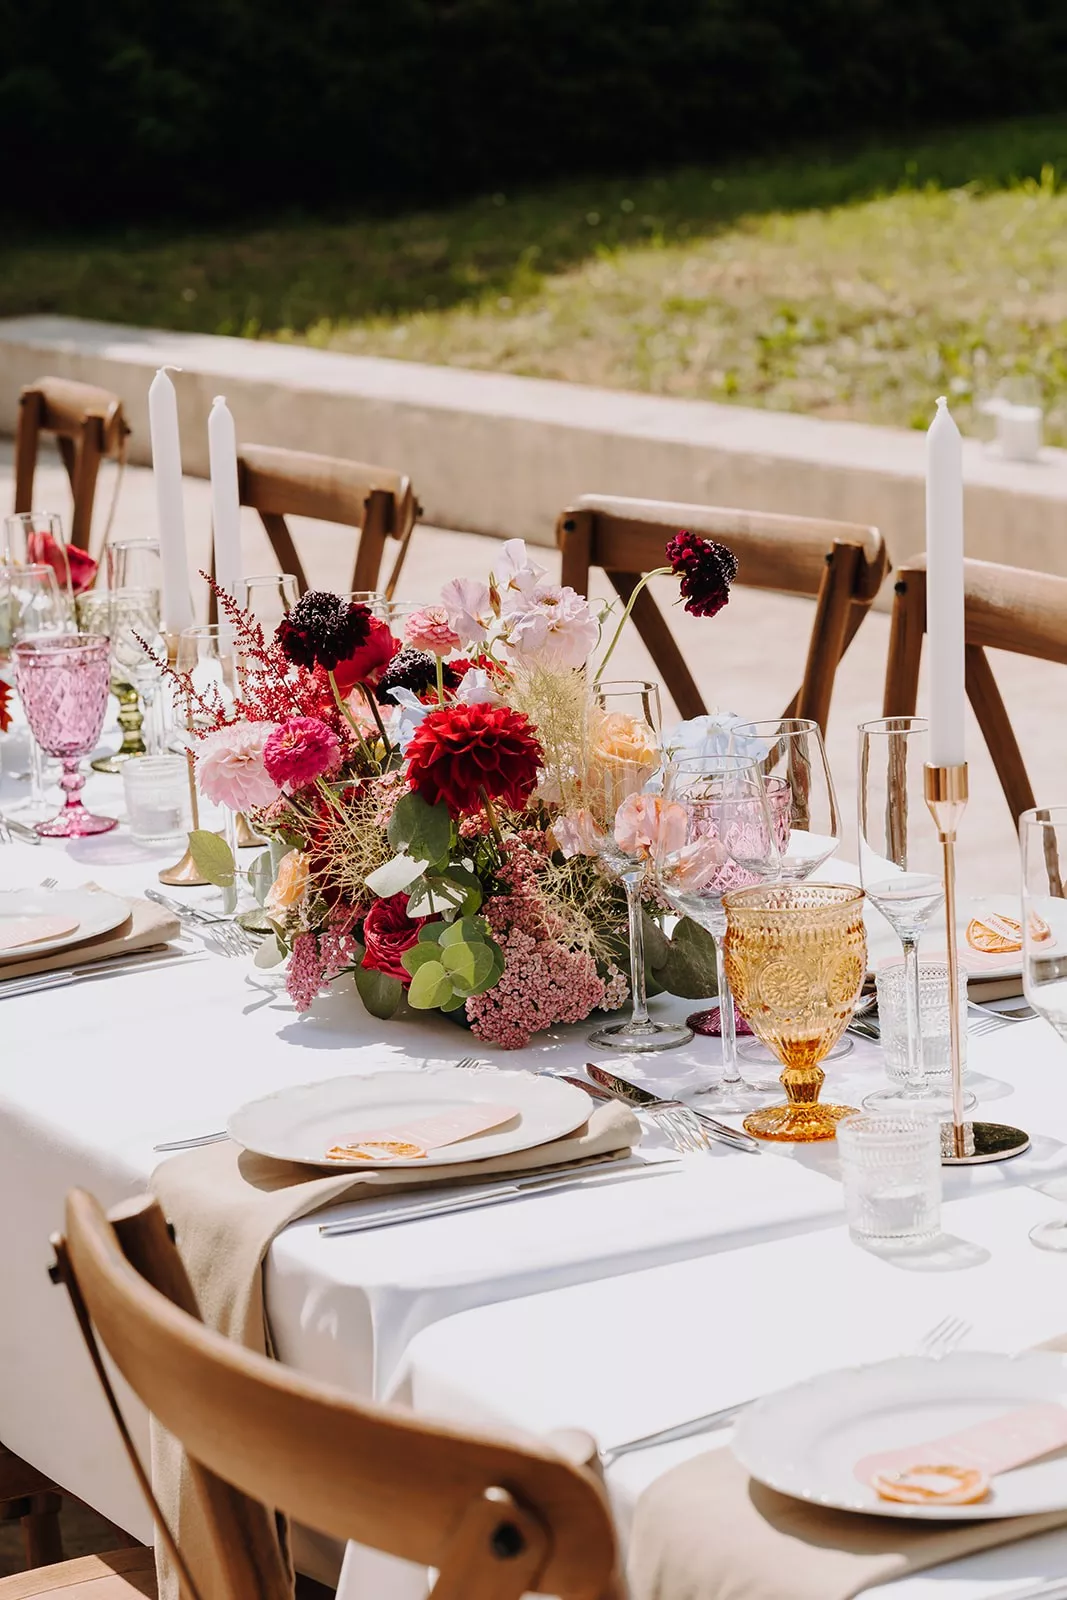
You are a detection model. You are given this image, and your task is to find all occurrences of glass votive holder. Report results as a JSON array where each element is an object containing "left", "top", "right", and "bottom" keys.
[
  {"left": 837, "top": 1114, "right": 942, "bottom": 1250},
  {"left": 875, "top": 956, "right": 968, "bottom": 1083},
  {"left": 122, "top": 755, "right": 193, "bottom": 846}
]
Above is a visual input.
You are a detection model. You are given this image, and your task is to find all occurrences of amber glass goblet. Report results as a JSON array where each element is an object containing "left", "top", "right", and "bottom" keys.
[{"left": 723, "top": 884, "right": 866, "bottom": 1142}]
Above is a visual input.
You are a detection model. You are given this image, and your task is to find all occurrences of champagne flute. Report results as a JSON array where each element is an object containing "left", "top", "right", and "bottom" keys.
[
  {"left": 654, "top": 753, "right": 780, "bottom": 1110},
  {"left": 236, "top": 573, "right": 299, "bottom": 633},
  {"left": 858, "top": 717, "right": 962, "bottom": 1112},
  {"left": 584, "top": 680, "right": 693, "bottom": 1052},
  {"left": 1021, "top": 807, "right": 1067, "bottom": 1251}
]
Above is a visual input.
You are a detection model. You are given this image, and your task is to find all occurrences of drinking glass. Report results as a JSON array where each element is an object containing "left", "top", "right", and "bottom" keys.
[
  {"left": 858, "top": 717, "right": 950, "bottom": 1110},
  {"left": 837, "top": 1114, "right": 942, "bottom": 1249},
  {"left": 236, "top": 573, "right": 299, "bottom": 633},
  {"left": 12, "top": 634, "right": 117, "bottom": 836},
  {"left": 2, "top": 512, "right": 77, "bottom": 613},
  {"left": 730, "top": 719, "right": 840, "bottom": 879},
  {"left": 110, "top": 588, "right": 166, "bottom": 759},
  {"left": 175, "top": 624, "right": 240, "bottom": 907},
  {"left": 583, "top": 680, "right": 693, "bottom": 1052},
  {"left": 122, "top": 754, "right": 193, "bottom": 846},
  {"left": 723, "top": 884, "right": 865, "bottom": 1141},
  {"left": 654, "top": 753, "right": 780, "bottom": 1107},
  {"left": 107, "top": 539, "right": 162, "bottom": 592},
  {"left": 348, "top": 591, "right": 389, "bottom": 620},
  {"left": 875, "top": 957, "right": 971, "bottom": 1093},
  {"left": 1020, "top": 807, "right": 1067, "bottom": 1251},
  {"left": 2, "top": 563, "right": 74, "bottom": 816}
]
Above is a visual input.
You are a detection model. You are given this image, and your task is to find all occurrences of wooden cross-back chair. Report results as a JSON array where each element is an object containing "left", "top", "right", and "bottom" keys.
[
  {"left": 229, "top": 443, "right": 420, "bottom": 601},
  {"left": 14, "top": 377, "right": 130, "bottom": 553},
  {"left": 883, "top": 554, "right": 1067, "bottom": 826},
  {"left": 20, "top": 1191, "right": 622, "bottom": 1600},
  {"left": 558, "top": 495, "right": 889, "bottom": 733}
]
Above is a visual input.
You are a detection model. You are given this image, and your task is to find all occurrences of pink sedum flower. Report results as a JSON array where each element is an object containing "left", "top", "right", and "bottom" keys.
[
  {"left": 263, "top": 716, "right": 342, "bottom": 793},
  {"left": 614, "top": 793, "right": 687, "bottom": 858},
  {"left": 404, "top": 605, "right": 462, "bottom": 658},
  {"left": 196, "top": 723, "right": 281, "bottom": 812},
  {"left": 286, "top": 932, "right": 326, "bottom": 1011}
]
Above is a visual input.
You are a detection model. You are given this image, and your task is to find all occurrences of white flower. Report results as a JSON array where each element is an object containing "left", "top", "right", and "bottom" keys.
[
  {"left": 440, "top": 577, "right": 491, "bottom": 644},
  {"left": 455, "top": 668, "right": 505, "bottom": 707},
  {"left": 505, "top": 584, "right": 599, "bottom": 670},
  {"left": 663, "top": 711, "right": 747, "bottom": 760},
  {"left": 387, "top": 687, "right": 432, "bottom": 753},
  {"left": 496, "top": 539, "right": 547, "bottom": 609}
]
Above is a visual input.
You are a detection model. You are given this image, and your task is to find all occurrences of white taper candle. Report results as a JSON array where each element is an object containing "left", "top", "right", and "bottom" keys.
[
  {"left": 925, "top": 396, "right": 966, "bottom": 767},
  {"left": 148, "top": 367, "right": 194, "bottom": 636},
  {"left": 208, "top": 396, "right": 242, "bottom": 606}
]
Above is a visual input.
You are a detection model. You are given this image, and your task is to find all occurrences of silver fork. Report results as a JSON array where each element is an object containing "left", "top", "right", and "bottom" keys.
[
  {"left": 969, "top": 1007, "right": 1023, "bottom": 1038},
  {"left": 145, "top": 889, "right": 254, "bottom": 957},
  {"left": 598, "top": 1314, "right": 972, "bottom": 1468},
  {"left": 39, "top": 876, "right": 58, "bottom": 890}
]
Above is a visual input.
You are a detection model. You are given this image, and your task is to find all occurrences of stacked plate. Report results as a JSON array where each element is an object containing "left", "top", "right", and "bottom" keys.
[{"left": 0, "top": 886, "right": 130, "bottom": 961}]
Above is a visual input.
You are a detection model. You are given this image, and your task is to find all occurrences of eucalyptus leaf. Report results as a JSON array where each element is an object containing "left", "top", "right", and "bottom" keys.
[
  {"left": 442, "top": 941, "right": 495, "bottom": 989},
  {"left": 188, "top": 829, "right": 235, "bottom": 888},
  {"left": 355, "top": 963, "right": 404, "bottom": 1020},
  {"left": 365, "top": 853, "right": 428, "bottom": 898},
  {"left": 401, "top": 943, "right": 446, "bottom": 976},
  {"left": 387, "top": 792, "right": 451, "bottom": 864},
  {"left": 417, "top": 923, "right": 445, "bottom": 944},
  {"left": 249, "top": 849, "right": 275, "bottom": 906},
  {"left": 653, "top": 915, "right": 719, "bottom": 999},
  {"left": 407, "top": 877, "right": 467, "bottom": 917},
  {"left": 440, "top": 990, "right": 468, "bottom": 1012},
  {"left": 438, "top": 865, "right": 482, "bottom": 916},
  {"left": 236, "top": 908, "right": 272, "bottom": 934},
  {"left": 253, "top": 933, "right": 284, "bottom": 970},
  {"left": 439, "top": 916, "right": 487, "bottom": 948},
  {"left": 407, "top": 959, "right": 454, "bottom": 1010}
]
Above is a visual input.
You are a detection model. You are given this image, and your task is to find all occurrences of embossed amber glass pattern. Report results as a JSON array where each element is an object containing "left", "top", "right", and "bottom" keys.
[{"left": 723, "top": 884, "right": 866, "bottom": 1142}]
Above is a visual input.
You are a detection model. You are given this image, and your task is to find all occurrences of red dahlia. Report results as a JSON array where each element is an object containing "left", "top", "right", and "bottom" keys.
[
  {"left": 405, "top": 703, "right": 543, "bottom": 817},
  {"left": 665, "top": 530, "right": 738, "bottom": 618}
]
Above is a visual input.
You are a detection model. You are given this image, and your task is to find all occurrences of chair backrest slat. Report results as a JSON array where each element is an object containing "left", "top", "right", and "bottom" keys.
[
  {"left": 56, "top": 1192, "right": 620, "bottom": 1600},
  {"left": 558, "top": 493, "right": 888, "bottom": 733},
  {"left": 14, "top": 376, "right": 130, "bottom": 553}
]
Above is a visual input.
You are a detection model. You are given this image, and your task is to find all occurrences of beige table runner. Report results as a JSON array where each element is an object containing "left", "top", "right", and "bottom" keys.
[
  {"left": 0, "top": 896, "right": 179, "bottom": 982},
  {"left": 629, "top": 1331, "right": 1067, "bottom": 1600},
  {"left": 149, "top": 1099, "right": 640, "bottom": 1600}
]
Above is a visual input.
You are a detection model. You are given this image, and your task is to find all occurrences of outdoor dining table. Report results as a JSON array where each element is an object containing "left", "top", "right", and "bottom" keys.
[{"left": 3, "top": 764, "right": 1067, "bottom": 1599}]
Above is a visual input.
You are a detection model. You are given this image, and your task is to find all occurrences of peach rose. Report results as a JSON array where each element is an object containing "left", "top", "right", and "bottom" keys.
[
  {"left": 594, "top": 712, "right": 658, "bottom": 768},
  {"left": 266, "top": 850, "right": 311, "bottom": 915}
]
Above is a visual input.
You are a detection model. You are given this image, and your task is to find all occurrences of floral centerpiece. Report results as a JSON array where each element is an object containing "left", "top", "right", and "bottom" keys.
[{"left": 171, "top": 533, "right": 737, "bottom": 1049}]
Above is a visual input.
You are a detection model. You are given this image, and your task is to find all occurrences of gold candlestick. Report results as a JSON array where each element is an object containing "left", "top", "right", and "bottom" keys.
[
  {"left": 924, "top": 762, "right": 1029, "bottom": 1165},
  {"left": 158, "top": 746, "right": 211, "bottom": 887}
]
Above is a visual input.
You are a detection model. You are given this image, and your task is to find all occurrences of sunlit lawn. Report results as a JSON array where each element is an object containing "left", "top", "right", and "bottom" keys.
[{"left": 5, "top": 115, "right": 1067, "bottom": 439}]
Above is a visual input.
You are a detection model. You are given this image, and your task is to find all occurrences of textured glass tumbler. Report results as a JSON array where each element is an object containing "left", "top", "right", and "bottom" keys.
[
  {"left": 122, "top": 755, "right": 193, "bottom": 845},
  {"left": 837, "top": 1114, "right": 942, "bottom": 1249},
  {"left": 875, "top": 957, "right": 969, "bottom": 1083}
]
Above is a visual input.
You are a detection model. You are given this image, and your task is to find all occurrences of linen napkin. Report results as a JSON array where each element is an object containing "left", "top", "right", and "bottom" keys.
[
  {"left": 0, "top": 895, "right": 179, "bottom": 982},
  {"left": 628, "top": 1331, "right": 1067, "bottom": 1600},
  {"left": 149, "top": 1098, "right": 641, "bottom": 1600}
]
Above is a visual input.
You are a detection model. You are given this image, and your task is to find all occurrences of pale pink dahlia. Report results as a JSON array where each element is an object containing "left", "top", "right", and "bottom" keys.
[
  {"left": 404, "top": 605, "right": 462, "bottom": 658},
  {"left": 196, "top": 723, "right": 281, "bottom": 811},
  {"left": 263, "top": 716, "right": 342, "bottom": 793}
]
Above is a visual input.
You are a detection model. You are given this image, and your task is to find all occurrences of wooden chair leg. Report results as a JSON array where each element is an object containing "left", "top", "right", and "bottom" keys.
[
  {"left": 351, "top": 491, "right": 389, "bottom": 594},
  {"left": 13, "top": 390, "right": 43, "bottom": 515},
  {"left": 69, "top": 421, "right": 105, "bottom": 552},
  {"left": 609, "top": 572, "right": 706, "bottom": 721},
  {"left": 259, "top": 511, "right": 309, "bottom": 597},
  {"left": 22, "top": 1492, "right": 64, "bottom": 1567},
  {"left": 795, "top": 544, "right": 860, "bottom": 736},
  {"left": 965, "top": 643, "right": 1036, "bottom": 824},
  {"left": 882, "top": 569, "right": 926, "bottom": 718},
  {"left": 558, "top": 510, "right": 595, "bottom": 595}
]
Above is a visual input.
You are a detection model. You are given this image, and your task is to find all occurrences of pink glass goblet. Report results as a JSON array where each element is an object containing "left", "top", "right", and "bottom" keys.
[{"left": 13, "top": 633, "right": 118, "bottom": 837}]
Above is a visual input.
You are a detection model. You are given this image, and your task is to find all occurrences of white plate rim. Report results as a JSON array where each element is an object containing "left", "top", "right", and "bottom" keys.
[
  {"left": 733, "top": 1350, "right": 1067, "bottom": 1520},
  {"left": 0, "top": 887, "right": 130, "bottom": 960},
  {"left": 227, "top": 1067, "right": 593, "bottom": 1170}
]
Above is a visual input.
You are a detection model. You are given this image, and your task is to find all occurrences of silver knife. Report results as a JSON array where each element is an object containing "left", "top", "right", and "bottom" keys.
[{"left": 585, "top": 1063, "right": 761, "bottom": 1153}]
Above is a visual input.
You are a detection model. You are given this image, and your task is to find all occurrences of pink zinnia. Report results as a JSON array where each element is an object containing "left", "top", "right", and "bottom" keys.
[
  {"left": 196, "top": 723, "right": 281, "bottom": 811},
  {"left": 404, "top": 605, "right": 461, "bottom": 658},
  {"left": 263, "top": 716, "right": 342, "bottom": 793}
]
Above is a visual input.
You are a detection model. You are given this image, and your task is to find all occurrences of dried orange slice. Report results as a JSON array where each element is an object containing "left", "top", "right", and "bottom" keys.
[
  {"left": 966, "top": 913, "right": 1024, "bottom": 955},
  {"left": 872, "top": 1463, "right": 990, "bottom": 1506},
  {"left": 1029, "top": 912, "right": 1052, "bottom": 944},
  {"left": 324, "top": 1139, "right": 427, "bottom": 1162}
]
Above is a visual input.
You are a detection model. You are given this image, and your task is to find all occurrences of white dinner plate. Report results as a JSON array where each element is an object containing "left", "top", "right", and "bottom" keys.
[
  {"left": 865, "top": 893, "right": 1029, "bottom": 982},
  {"left": 0, "top": 887, "right": 130, "bottom": 961},
  {"left": 228, "top": 1068, "right": 593, "bottom": 1170},
  {"left": 734, "top": 1351, "right": 1067, "bottom": 1519}
]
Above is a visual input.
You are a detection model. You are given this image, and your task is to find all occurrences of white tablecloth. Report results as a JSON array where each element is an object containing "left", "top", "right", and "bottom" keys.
[{"left": 3, "top": 756, "right": 1066, "bottom": 1598}]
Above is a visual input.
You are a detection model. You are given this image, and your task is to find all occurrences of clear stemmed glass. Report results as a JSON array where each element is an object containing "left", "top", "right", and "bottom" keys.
[
  {"left": 1021, "top": 807, "right": 1067, "bottom": 1250},
  {"left": 858, "top": 716, "right": 964, "bottom": 1113},
  {"left": 2, "top": 512, "right": 77, "bottom": 617},
  {"left": 236, "top": 573, "right": 300, "bottom": 632},
  {"left": 2, "top": 564, "right": 74, "bottom": 818},
  {"left": 12, "top": 634, "right": 117, "bottom": 836},
  {"left": 106, "top": 542, "right": 167, "bottom": 758},
  {"left": 174, "top": 625, "right": 242, "bottom": 908},
  {"left": 584, "top": 680, "right": 693, "bottom": 1052},
  {"left": 728, "top": 718, "right": 845, "bottom": 1076},
  {"left": 654, "top": 753, "right": 781, "bottom": 1110}
]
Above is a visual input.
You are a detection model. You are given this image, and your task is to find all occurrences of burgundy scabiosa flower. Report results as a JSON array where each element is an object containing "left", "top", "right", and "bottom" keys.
[
  {"left": 374, "top": 647, "right": 467, "bottom": 704},
  {"left": 275, "top": 592, "right": 372, "bottom": 672},
  {"left": 665, "top": 530, "right": 738, "bottom": 619}
]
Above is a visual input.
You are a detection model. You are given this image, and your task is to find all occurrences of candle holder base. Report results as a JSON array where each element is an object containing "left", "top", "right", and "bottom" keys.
[
  {"left": 940, "top": 1119, "right": 1030, "bottom": 1165},
  {"left": 234, "top": 810, "right": 266, "bottom": 848},
  {"left": 158, "top": 844, "right": 211, "bottom": 888}
]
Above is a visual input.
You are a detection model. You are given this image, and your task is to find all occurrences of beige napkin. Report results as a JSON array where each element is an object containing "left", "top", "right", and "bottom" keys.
[
  {"left": 0, "top": 895, "right": 179, "bottom": 981},
  {"left": 149, "top": 1098, "right": 641, "bottom": 1600},
  {"left": 629, "top": 1331, "right": 1067, "bottom": 1600}
]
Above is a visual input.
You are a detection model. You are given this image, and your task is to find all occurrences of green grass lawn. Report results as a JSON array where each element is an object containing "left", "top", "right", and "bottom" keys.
[{"left": 5, "top": 115, "right": 1067, "bottom": 440}]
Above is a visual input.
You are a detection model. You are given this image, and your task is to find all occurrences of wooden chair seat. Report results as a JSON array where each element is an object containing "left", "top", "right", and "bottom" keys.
[
  {"left": 558, "top": 493, "right": 888, "bottom": 732},
  {"left": 14, "top": 378, "right": 130, "bottom": 554},
  {"left": 0, "top": 1550, "right": 156, "bottom": 1599},
  {"left": 882, "top": 554, "right": 1067, "bottom": 824}
]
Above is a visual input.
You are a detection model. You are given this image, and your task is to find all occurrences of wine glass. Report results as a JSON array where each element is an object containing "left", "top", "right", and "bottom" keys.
[
  {"left": 236, "top": 573, "right": 299, "bottom": 632},
  {"left": 729, "top": 718, "right": 846, "bottom": 1077},
  {"left": 1021, "top": 807, "right": 1067, "bottom": 1250},
  {"left": 12, "top": 634, "right": 118, "bottom": 836},
  {"left": 583, "top": 680, "right": 693, "bottom": 1052},
  {"left": 858, "top": 717, "right": 962, "bottom": 1112},
  {"left": 723, "top": 884, "right": 865, "bottom": 1141},
  {"left": 653, "top": 753, "right": 780, "bottom": 1108},
  {"left": 175, "top": 625, "right": 241, "bottom": 909},
  {"left": 2, "top": 564, "right": 74, "bottom": 817},
  {"left": 107, "top": 539, "right": 162, "bottom": 592},
  {"left": 110, "top": 588, "right": 166, "bottom": 756}
]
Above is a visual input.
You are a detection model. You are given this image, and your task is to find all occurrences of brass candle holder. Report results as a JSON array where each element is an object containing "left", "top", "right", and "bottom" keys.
[
  {"left": 924, "top": 761, "right": 1029, "bottom": 1165},
  {"left": 158, "top": 746, "right": 210, "bottom": 887}
]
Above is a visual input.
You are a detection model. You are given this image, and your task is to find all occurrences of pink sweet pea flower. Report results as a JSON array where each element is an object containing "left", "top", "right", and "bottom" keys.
[{"left": 613, "top": 793, "right": 688, "bottom": 857}]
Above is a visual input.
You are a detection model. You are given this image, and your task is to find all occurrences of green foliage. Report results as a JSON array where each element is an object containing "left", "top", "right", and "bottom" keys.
[
  {"left": 7, "top": 5, "right": 1067, "bottom": 228},
  {"left": 354, "top": 955, "right": 404, "bottom": 1020},
  {"left": 387, "top": 792, "right": 451, "bottom": 868},
  {"left": 187, "top": 830, "right": 235, "bottom": 888},
  {"left": 650, "top": 916, "right": 719, "bottom": 1000},
  {"left": 401, "top": 916, "right": 503, "bottom": 1012}
]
